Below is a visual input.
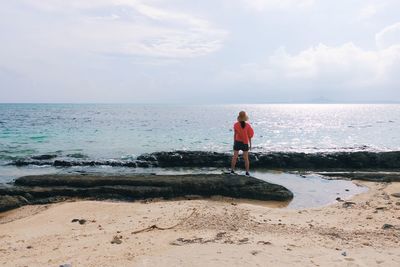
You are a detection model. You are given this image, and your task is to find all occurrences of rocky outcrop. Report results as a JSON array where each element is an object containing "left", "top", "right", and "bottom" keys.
[
  {"left": 0, "top": 174, "right": 293, "bottom": 212},
  {"left": 0, "top": 195, "right": 29, "bottom": 212},
  {"left": 13, "top": 159, "right": 139, "bottom": 167},
  {"left": 10, "top": 150, "right": 400, "bottom": 170},
  {"left": 30, "top": 154, "right": 57, "bottom": 160},
  {"left": 141, "top": 151, "right": 400, "bottom": 170}
]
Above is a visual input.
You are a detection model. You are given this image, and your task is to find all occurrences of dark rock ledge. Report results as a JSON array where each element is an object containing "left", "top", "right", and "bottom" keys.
[
  {"left": 11, "top": 150, "right": 400, "bottom": 170},
  {"left": 0, "top": 174, "right": 293, "bottom": 213}
]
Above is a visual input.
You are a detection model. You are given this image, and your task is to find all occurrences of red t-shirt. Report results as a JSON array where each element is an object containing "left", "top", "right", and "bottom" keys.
[{"left": 234, "top": 122, "right": 254, "bottom": 144}]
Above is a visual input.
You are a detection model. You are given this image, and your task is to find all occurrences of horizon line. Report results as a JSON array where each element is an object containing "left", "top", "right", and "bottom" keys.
[{"left": 1, "top": 101, "right": 400, "bottom": 105}]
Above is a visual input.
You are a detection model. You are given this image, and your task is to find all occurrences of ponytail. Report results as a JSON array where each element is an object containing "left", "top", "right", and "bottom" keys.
[{"left": 240, "top": 121, "right": 246, "bottom": 129}]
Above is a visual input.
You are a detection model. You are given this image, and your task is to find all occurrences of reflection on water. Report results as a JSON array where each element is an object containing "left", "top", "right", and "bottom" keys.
[
  {"left": 253, "top": 170, "right": 368, "bottom": 209},
  {"left": 0, "top": 166, "right": 367, "bottom": 209}
]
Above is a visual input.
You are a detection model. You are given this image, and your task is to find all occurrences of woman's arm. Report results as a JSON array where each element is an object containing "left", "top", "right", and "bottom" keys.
[{"left": 247, "top": 125, "right": 254, "bottom": 150}]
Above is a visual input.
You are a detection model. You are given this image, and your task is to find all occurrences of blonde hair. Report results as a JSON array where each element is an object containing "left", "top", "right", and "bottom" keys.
[{"left": 237, "top": 111, "right": 248, "bottom": 122}]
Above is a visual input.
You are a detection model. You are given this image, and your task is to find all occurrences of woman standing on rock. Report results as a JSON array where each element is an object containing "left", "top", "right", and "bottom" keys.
[{"left": 230, "top": 111, "right": 254, "bottom": 176}]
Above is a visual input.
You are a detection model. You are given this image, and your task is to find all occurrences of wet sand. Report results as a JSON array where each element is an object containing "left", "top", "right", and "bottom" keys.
[{"left": 1, "top": 181, "right": 400, "bottom": 267}]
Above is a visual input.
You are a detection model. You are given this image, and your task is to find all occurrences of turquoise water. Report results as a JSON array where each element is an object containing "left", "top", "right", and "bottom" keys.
[{"left": 1, "top": 103, "right": 400, "bottom": 165}]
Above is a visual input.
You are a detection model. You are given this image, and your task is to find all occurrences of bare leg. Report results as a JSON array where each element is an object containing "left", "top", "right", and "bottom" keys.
[
  {"left": 243, "top": 151, "right": 250, "bottom": 172},
  {"left": 231, "top": 150, "right": 239, "bottom": 171}
]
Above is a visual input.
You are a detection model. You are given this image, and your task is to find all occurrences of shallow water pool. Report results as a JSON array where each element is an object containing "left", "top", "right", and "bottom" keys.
[
  {"left": 252, "top": 170, "right": 367, "bottom": 209},
  {"left": 0, "top": 166, "right": 367, "bottom": 209}
]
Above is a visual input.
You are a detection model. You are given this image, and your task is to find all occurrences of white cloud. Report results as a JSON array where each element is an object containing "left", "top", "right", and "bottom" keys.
[
  {"left": 21, "top": 0, "right": 227, "bottom": 58},
  {"left": 3, "top": 0, "right": 400, "bottom": 102},
  {"left": 375, "top": 22, "right": 400, "bottom": 49},
  {"left": 357, "top": 4, "right": 378, "bottom": 20},
  {"left": 222, "top": 23, "right": 400, "bottom": 89},
  {"left": 239, "top": 0, "right": 314, "bottom": 11}
]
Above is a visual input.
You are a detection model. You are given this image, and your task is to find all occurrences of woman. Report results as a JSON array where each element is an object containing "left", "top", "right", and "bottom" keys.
[{"left": 230, "top": 111, "right": 254, "bottom": 176}]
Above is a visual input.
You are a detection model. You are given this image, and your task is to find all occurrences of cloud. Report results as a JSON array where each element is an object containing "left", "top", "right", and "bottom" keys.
[
  {"left": 20, "top": 0, "right": 227, "bottom": 58},
  {"left": 3, "top": 0, "right": 400, "bottom": 103},
  {"left": 375, "top": 22, "right": 400, "bottom": 49},
  {"left": 222, "top": 24, "right": 400, "bottom": 90},
  {"left": 357, "top": 4, "right": 378, "bottom": 20},
  {"left": 239, "top": 0, "right": 314, "bottom": 11}
]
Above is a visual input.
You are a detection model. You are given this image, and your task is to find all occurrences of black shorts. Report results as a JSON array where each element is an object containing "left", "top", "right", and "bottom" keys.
[{"left": 233, "top": 141, "right": 249, "bottom": 152}]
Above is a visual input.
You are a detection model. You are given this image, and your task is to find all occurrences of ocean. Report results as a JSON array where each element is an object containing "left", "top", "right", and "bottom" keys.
[
  {"left": 1, "top": 103, "right": 398, "bottom": 207},
  {"left": 1, "top": 103, "right": 399, "bottom": 162}
]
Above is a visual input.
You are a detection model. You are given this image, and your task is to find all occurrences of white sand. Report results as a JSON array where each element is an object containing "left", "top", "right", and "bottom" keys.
[{"left": 1, "top": 181, "right": 400, "bottom": 267}]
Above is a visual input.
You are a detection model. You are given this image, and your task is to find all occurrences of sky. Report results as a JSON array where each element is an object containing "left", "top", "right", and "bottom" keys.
[{"left": 1, "top": 0, "right": 400, "bottom": 103}]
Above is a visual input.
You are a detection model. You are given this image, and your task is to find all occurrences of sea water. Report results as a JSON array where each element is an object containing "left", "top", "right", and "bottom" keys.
[
  {"left": 0, "top": 103, "right": 396, "bottom": 207},
  {"left": 1, "top": 103, "right": 400, "bottom": 163}
]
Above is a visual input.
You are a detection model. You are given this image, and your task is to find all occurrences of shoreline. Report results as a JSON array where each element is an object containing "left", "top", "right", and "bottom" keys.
[{"left": 1, "top": 180, "right": 399, "bottom": 266}]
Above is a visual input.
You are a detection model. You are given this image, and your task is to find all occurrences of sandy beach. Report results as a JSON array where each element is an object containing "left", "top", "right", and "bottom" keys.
[
  {"left": 3, "top": 1, "right": 400, "bottom": 266},
  {"left": 1, "top": 180, "right": 399, "bottom": 267}
]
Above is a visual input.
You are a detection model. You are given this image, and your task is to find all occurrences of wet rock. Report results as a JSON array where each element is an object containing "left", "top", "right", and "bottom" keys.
[
  {"left": 136, "top": 154, "right": 158, "bottom": 162},
  {"left": 54, "top": 160, "right": 75, "bottom": 167},
  {"left": 0, "top": 174, "right": 293, "bottom": 212},
  {"left": 135, "top": 160, "right": 151, "bottom": 168},
  {"left": 31, "top": 154, "right": 57, "bottom": 160},
  {"left": 53, "top": 160, "right": 137, "bottom": 167},
  {"left": 8, "top": 150, "right": 400, "bottom": 172},
  {"left": 29, "top": 197, "right": 65, "bottom": 205},
  {"left": 0, "top": 195, "right": 28, "bottom": 212},
  {"left": 23, "top": 193, "right": 34, "bottom": 200},
  {"left": 71, "top": 219, "right": 79, "bottom": 223},
  {"left": 13, "top": 159, "right": 52, "bottom": 167},
  {"left": 141, "top": 151, "right": 400, "bottom": 170},
  {"left": 79, "top": 219, "right": 87, "bottom": 225}
]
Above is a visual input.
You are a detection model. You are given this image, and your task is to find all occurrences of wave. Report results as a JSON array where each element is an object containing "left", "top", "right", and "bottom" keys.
[{"left": 7, "top": 150, "right": 400, "bottom": 170}]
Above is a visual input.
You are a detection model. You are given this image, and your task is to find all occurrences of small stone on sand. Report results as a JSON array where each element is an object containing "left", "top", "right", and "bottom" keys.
[
  {"left": 111, "top": 235, "right": 123, "bottom": 244},
  {"left": 382, "top": 224, "right": 393, "bottom": 230}
]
